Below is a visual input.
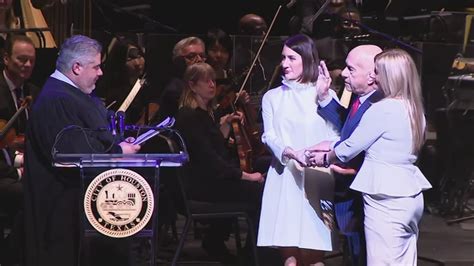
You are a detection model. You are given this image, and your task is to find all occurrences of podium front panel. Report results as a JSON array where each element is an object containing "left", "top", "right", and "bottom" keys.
[
  {"left": 80, "top": 166, "right": 159, "bottom": 266},
  {"left": 53, "top": 152, "right": 188, "bottom": 265}
]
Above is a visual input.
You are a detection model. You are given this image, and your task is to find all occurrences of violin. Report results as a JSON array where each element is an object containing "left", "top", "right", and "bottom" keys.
[
  {"left": 0, "top": 97, "right": 31, "bottom": 152},
  {"left": 215, "top": 79, "right": 254, "bottom": 172},
  {"left": 226, "top": 5, "right": 283, "bottom": 172},
  {"left": 231, "top": 109, "right": 254, "bottom": 172},
  {"left": 0, "top": 120, "right": 25, "bottom": 151},
  {"left": 216, "top": 73, "right": 267, "bottom": 171}
]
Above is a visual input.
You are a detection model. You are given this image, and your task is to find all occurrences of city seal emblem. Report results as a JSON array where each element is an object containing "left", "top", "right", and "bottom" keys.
[{"left": 84, "top": 168, "right": 154, "bottom": 238}]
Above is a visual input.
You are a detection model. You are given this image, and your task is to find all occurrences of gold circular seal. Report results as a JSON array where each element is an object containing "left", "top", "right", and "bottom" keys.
[{"left": 84, "top": 168, "right": 154, "bottom": 238}]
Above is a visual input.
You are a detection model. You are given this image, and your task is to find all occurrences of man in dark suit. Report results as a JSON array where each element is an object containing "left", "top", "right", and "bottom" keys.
[
  {"left": 152, "top": 36, "right": 207, "bottom": 125},
  {"left": 0, "top": 34, "right": 38, "bottom": 264},
  {"left": 0, "top": 34, "right": 38, "bottom": 219},
  {"left": 313, "top": 44, "right": 383, "bottom": 266}
]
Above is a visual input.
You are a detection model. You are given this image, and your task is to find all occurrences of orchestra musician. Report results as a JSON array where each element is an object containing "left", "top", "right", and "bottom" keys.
[
  {"left": 174, "top": 62, "right": 264, "bottom": 263},
  {"left": 96, "top": 37, "right": 159, "bottom": 125},
  {"left": 204, "top": 28, "right": 250, "bottom": 131},
  {"left": 205, "top": 27, "right": 271, "bottom": 175},
  {"left": 233, "top": 13, "right": 273, "bottom": 96},
  {"left": 0, "top": 34, "right": 38, "bottom": 263},
  {"left": 205, "top": 28, "right": 233, "bottom": 82},
  {"left": 315, "top": 5, "right": 363, "bottom": 96},
  {"left": 204, "top": 28, "right": 248, "bottom": 116},
  {"left": 238, "top": 13, "right": 268, "bottom": 36},
  {"left": 152, "top": 36, "right": 207, "bottom": 124}
]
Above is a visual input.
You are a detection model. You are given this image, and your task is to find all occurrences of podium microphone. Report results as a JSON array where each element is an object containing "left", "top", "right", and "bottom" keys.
[
  {"left": 116, "top": 111, "right": 126, "bottom": 139},
  {"left": 107, "top": 110, "right": 116, "bottom": 136}
]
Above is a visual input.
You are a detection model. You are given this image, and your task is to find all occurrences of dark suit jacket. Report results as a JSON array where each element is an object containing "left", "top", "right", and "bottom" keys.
[
  {"left": 0, "top": 73, "right": 40, "bottom": 130},
  {"left": 0, "top": 73, "right": 39, "bottom": 180},
  {"left": 156, "top": 77, "right": 186, "bottom": 123},
  {"left": 318, "top": 90, "right": 384, "bottom": 196}
]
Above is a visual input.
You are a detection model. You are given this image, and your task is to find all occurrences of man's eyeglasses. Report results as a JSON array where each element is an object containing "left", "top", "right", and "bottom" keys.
[{"left": 183, "top": 53, "right": 207, "bottom": 61}]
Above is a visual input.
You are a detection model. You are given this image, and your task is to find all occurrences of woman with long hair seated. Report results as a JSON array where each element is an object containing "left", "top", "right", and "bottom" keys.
[{"left": 174, "top": 62, "right": 264, "bottom": 262}]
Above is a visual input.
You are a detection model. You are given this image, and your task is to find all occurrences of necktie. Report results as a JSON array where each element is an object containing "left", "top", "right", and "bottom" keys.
[
  {"left": 14, "top": 87, "right": 23, "bottom": 106},
  {"left": 349, "top": 97, "right": 360, "bottom": 118},
  {"left": 13, "top": 87, "right": 27, "bottom": 133}
]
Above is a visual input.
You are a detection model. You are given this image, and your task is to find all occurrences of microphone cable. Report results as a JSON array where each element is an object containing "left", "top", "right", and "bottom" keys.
[{"left": 51, "top": 125, "right": 118, "bottom": 162}]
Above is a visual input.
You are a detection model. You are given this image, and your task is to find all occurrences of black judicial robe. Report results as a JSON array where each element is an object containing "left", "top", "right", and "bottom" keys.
[{"left": 23, "top": 77, "right": 122, "bottom": 266}]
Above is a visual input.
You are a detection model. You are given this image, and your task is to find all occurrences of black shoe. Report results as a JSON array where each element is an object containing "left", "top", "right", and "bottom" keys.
[{"left": 201, "top": 238, "right": 237, "bottom": 264}]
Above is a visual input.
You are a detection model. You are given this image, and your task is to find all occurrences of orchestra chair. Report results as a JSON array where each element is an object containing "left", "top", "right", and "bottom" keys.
[
  {"left": 139, "top": 134, "right": 181, "bottom": 248},
  {"left": 171, "top": 167, "right": 259, "bottom": 266},
  {"left": 0, "top": 210, "right": 9, "bottom": 263}
]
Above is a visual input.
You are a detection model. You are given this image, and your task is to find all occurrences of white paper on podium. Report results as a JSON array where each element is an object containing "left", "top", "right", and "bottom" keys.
[{"left": 132, "top": 117, "right": 174, "bottom": 145}]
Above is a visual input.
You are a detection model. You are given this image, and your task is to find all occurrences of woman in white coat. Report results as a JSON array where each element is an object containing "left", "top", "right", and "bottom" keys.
[
  {"left": 257, "top": 34, "right": 339, "bottom": 265},
  {"left": 308, "top": 48, "right": 432, "bottom": 265}
]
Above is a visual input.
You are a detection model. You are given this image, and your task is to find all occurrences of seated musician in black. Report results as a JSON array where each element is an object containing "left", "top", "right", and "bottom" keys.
[
  {"left": 204, "top": 27, "right": 251, "bottom": 141},
  {"left": 96, "top": 37, "right": 158, "bottom": 125},
  {"left": 0, "top": 34, "right": 38, "bottom": 263},
  {"left": 153, "top": 36, "right": 206, "bottom": 124},
  {"left": 174, "top": 62, "right": 264, "bottom": 261}
]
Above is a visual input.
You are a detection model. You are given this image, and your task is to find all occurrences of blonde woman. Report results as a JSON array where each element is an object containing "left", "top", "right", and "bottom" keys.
[
  {"left": 174, "top": 62, "right": 264, "bottom": 262},
  {"left": 308, "top": 49, "right": 432, "bottom": 265}
]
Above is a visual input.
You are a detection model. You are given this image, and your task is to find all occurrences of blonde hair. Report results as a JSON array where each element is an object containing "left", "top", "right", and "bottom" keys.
[
  {"left": 179, "top": 62, "right": 217, "bottom": 114},
  {"left": 374, "top": 49, "right": 425, "bottom": 154}
]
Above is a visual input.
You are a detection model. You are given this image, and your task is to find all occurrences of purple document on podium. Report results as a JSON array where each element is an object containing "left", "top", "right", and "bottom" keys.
[{"left": 133, "top": 117, "right": 175, "bottom": 145}]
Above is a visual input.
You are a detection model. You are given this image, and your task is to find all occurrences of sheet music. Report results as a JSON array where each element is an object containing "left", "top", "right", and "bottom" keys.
[{"left": 132, "top": 117, "right": 175, "bottom": 145}]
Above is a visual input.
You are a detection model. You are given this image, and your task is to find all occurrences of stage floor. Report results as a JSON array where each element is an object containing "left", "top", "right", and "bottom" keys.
[{"left": 156, "top": 205, "right": 474, "bottom": 266}]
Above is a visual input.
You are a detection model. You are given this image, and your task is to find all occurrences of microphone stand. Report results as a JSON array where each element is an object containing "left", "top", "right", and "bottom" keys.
[
  {"left": 94, "top": 0, "right": 177, "bottom": 33},
  {"left": 301, "top": 0, "right": 332, "bottom": 34},
  {"left": 307, "top": 0, "right": 332, "bottom": 26},
  {"left": 350, "top": 18, "right": 423, "bottom": 55}
]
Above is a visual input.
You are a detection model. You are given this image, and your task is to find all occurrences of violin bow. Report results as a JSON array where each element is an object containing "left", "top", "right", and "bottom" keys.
[
  {"left": 0, "top": 98, "right": 30, "bottom": 140},
  {"left": 117, "top": 74, "right": 147, "bottom": 113},
  {"left": 233, "top": 4, "right": 283, "bottom": 106},
  {"left": 305, "top": 0, "right": 332, "bottom": 30}
]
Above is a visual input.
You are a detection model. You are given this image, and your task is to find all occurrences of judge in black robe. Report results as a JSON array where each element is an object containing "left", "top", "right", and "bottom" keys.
[{"left": 22, "top": 35, "right": 140, "bottom": 266}]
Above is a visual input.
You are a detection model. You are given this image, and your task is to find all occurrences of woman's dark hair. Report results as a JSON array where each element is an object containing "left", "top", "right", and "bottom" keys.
[
  {"left": 105, "top": 37, "right": 143, "bottom": 79},
  {"left": 283, "top": 34, "right": 320, "bottom": 83},
  {"left": 97, "top": 37, "right": 144, "bottom": 102},
  {"left": 205, "top": 28, "right": 233, "bottom": 60}
]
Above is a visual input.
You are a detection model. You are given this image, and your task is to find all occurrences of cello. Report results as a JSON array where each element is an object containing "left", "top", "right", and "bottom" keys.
[{"left": 231, "top": 4, "right": 283, "bottom": 172}]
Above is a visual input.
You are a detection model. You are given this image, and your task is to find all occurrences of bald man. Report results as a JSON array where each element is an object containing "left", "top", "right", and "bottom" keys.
[
  {"left": 315, "top": 44, "right": 383, "bottom": 266},
  {"left": 238, "top": 13, "right": 268, "bottom": 36}
]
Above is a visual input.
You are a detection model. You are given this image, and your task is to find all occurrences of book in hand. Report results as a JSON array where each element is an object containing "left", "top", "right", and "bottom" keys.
[{"left": 132, "top": 117, "right": 175, "bottom": 145}]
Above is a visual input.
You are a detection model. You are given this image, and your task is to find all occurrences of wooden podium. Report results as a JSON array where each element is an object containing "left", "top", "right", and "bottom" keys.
[{"left": 54, "top": 152, "right": 188, "bottom": 266}]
